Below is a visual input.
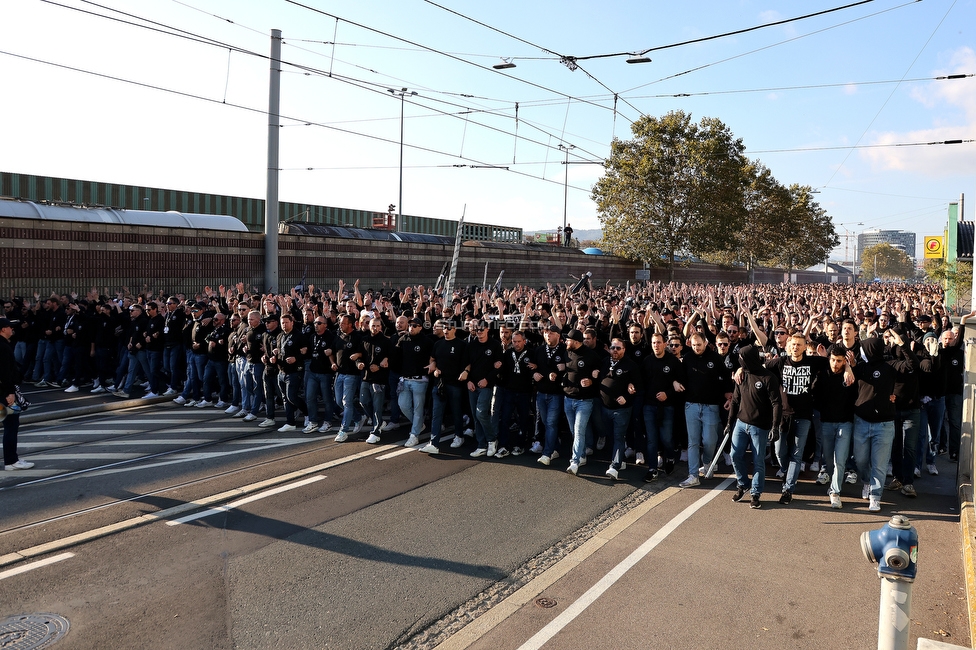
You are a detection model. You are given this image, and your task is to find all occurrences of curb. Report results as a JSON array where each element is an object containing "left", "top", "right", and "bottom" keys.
[
  {"left": 20, "top": 395, "right": 180, "bottom": 425},
  {"left": 959, "top": 481, "right": 976, "bottom": 647}
]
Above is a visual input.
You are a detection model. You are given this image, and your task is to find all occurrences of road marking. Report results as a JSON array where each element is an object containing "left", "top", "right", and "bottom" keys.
[
  {"left": 376, "top": 447, "right": 418, "bottom": 460},
  {"left": 166, "top": 475, "right": 326, "bottom": 525},
  {"left": 22, "top": 429, "right": 145, "bottom": 437},
  {"left": 0, "top": 552, "right": 74, "bottom": 581},
  {"left": 77, "top": 439, "right": 218, "bottom": 446},
  {"left": 20, "top": 453, "right": 144, "bottom": 460},
  {"left": 515, "top": 478, "right": 734, "bottom": 650}
]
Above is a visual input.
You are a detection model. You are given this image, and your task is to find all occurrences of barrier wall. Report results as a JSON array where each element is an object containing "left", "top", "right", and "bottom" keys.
[{"left": 0, "top": 216, "right": 847, "bottom": 297}]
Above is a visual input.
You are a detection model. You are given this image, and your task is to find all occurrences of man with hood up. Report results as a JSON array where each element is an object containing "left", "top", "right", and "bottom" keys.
[
  {"left": 852, "top": 331, "right": 917, "bottom": 512},
  {"left": 726, "top": 345, "right": 784, "bottom": 509}
]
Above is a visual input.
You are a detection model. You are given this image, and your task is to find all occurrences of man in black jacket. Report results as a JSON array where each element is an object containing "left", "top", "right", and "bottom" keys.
[
  {"left": 2, "top": 317, "right": 33, "bottom": 470},
  {"left": 727, "top": 345, "right": 784, "bottom": 509},
  {"left": 563, "top": 329, "right": 600, "bottom": 475},
  {"left": 814, "top": 344, "right": 858, "bottom": 508}
]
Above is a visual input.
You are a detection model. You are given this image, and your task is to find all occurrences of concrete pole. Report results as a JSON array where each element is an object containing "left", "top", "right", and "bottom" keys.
[
  {"left": 264, "top": 29, "right": 282, "bottom": 293},
  {"left": 877, "top": 578, "right": 913, "bottom": 650}
]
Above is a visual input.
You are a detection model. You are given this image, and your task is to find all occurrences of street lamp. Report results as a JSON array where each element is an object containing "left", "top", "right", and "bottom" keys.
[
  {"left": 388, "top": 87, "right": 417, "bottom": 232},
  {"left": 558, "top": 143, "right": 575, "bottom": 246}
]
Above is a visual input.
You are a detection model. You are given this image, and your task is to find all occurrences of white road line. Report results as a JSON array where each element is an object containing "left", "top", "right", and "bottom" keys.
[
  {"left": 79, "top": 440, "right": 310, "bottom": 477},
  {"left": 78, "top": 439, "right": 218, "bottom": 446},
  {"left": 0, "top": 552, "right": 74, "bottom": 581},
  {"left": 0, "top": 470, "right": 62, "bottom": 478},
  {"left": 375, "top": 447, "right": 418, "bottom": 460},
  {"left": 21, "top": 453, "right": 144, "bottom": 460},
  {"left": 22, "top": 429, "right": 145, "bottom": 437},
  {"left": 166, "top": 475, "right": 326, "bottom": 525},
  {"left": 515, "top": 478, "right": 734, "bottom": 650},
  {"left": 17, "top": 442, "right": 76, "bottom": 449}
]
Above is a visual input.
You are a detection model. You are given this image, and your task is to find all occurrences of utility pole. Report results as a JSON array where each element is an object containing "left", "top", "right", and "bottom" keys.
[
  {"left": 389, "top": 88, "right": 417, "bottom": 233},
  {"left": 264, "top": 29, "right": 282, "bottom": 292},
  {"left": 558, "top": 144, "right": 575, "bottom": 243}
]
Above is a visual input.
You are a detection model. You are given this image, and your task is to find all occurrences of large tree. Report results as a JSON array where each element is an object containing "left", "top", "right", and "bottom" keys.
[
  {"left": 769, "top": 184, "right": 839, "bottom": 272},
  {"left": 861, "top": 243, "right": 915, "bottom": 280},
  {"left": 592, "top": 110, "right": 748, "bottom": 281}
]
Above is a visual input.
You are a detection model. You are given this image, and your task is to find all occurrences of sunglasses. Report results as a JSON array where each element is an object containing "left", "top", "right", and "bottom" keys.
[
  {"left": 716, "top": 342, "right": 729, "bottom": 347},
  {"left": 668, "top": 343, "right": 681, "bottom": 348},
  {"left": 609, "top": 345, "right": 623, "bottom": 350},
  {"left": 774, "top": 331, "right": 787, "bottom": 335}
]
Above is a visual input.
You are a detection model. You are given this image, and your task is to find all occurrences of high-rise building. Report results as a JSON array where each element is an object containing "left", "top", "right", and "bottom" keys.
[{"left": 857, "top": 229, "right": 917, "bottom": 259}]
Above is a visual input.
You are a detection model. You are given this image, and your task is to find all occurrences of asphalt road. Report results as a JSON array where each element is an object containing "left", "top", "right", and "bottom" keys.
[{"left": 0, "top": 397, "right": 970, "bottom": 650}]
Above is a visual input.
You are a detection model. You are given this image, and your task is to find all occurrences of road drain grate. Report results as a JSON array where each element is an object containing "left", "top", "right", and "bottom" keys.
[
  {"left": 534, "top": 597, "right": 557, "bottom": 609},
  {"left": 0, "top": 614, "right": 70, "bottom": 649}
]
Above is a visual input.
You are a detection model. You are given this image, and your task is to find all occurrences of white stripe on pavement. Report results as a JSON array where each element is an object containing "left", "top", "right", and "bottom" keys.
[
  {"left": 515, "top": 478, "right": 734, "bottom": 650},
  {"left": 0, "top": 552, "right": 74, "bottom": 581},
  {"left": 166, "top": 475, "right": 325, "bottom": 525}
]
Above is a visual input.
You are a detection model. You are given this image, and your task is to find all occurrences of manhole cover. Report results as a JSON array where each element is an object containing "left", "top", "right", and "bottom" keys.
[
  {"left": 535, "top": 597, "right": 557, "bottom": 609},
  {"left": 0, "top": 614, "right": 70, "bottom": 649}
]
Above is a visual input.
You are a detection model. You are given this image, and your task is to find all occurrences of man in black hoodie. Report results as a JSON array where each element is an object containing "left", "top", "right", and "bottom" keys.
[
  {"left": 726, "top": 345, "right": 784, "bottom": 509},
  {"left": 852, "top": 332, "right": 917, "bottom": 512}
]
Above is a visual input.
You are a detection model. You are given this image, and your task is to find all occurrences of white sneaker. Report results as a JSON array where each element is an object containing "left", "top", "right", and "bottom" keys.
[
  {"left": 886, "top": 463, "right": 893, "bottom": 477},
  {"left": 494, "top": 447, "right": 510, "bottom": 459},
  {"left": 140, "top": 381, "right": 150, "bottom": 389},
  {"left": 450, "top": 435, "right": 464, "bottom": 448},
  {"left": 318, "top": 423, "right": 332, "bottom": 433},
  {"left": 579, "top": 456, "right": 587, "bottom": 467},
  {"left": 366, "top": 433, "right": 381, "bottom": 444},
  {"left": 470, "top": 448, "right": 488, "bottom": 457},
  {"left": 91, "top": 386, "right": 107, "bottom": 394},
  {"left": 868, "top": 496, "right": 881, "bottom": 512},
  {"left": 173, "top": 396, "right": 187, "bottom": 405},
  {"left": 463, "top": 428, "right": 474, "bottom": 437},
  {"left": 302, "top": 423, "right": 319, "bottom": 434},
  {"left": 775, "top": 469, "right": 785, "bottom": 478},
  {"left": 914, "top": 467, "right": 922, "bottom": 477},
  {"left": 277, "top": 424, "right": 297, "bottom": 432},
  {"left": 635, "top": 452, "right": 645, "bottom": 465},
  {"left": 722, "top": 452, "right": 733, "bottom": 466},
  {"left": 419, "top": 443, "right": 438, "bottom": 454},
  {"left": 800, "top": 462, "right": 806, "bottom": 473},
  {"left": 927, "top": 464, "right": 939, "bottom": 475},
  {"left": 703, "top": 465, "right": 715, "bottom": 479},
  {"left": 215, "top": 401, "right": 230, "bottom": 409},
  {"left": 816, "top": 469, "right": 829, "bottom": 485},
  {"left": 224, "top": 405, "right": 240, "bottom": 415},
  {"left": 234, "top": 409, "right": 248, "bottom": 419},
  {"left": 862, "top": 483, "right": 871, "bottom": 499},
  {"left": 809, "top": 461, "right": 820, "bottom": 473},
  {"left": 258, "top": 418, "right": 276, "bottom": 428},
  {"left": 529, "top": 441, "right": 544, "bottom": 454},
  {"left": 551, "top": 450, "right": 560, "bottom": 460},
  {"left": 585, "top": 447, "right": 594, "bottom": 456},
  {"left": 382, "top": 421, "right": 399, "bottom": 432},
  {"left": 679, "top": 475, "right": 700, "bottom": 488},
  {"left": 830, "top": 494, "right": 842, "bottom": 509},
  {"left": 196, "top": 400, "right": 214, "bottom": 408},
  {"left": 605, "top": 466, "right": 619, "bottom": 480},
  {"left": 353, "top": 415, "right": 367, "bottom": 434},
  {"left": 142, "top": 392, "right": 158, "bottom": 399},
  {"left": 405, "top": 435, "right": 420, "bottom": 448},
  {"left": 184, "top": 399, "right": 198, "bottom": 407},
  {"left": 163, "top": 388, "right": 177, "bottom": 396},
  {"left": 680, "top": 450, "right": 688, "bottom": 462},
  {"left": 596, "top": 436, "right": 606, "bottom": 450},
  {"left": 4, "top": 459, "right": 34, "bottom": 470},
  {"left": 334, "top": 431, "right": 349, "bottom": 442},
  {"left": 567, "top": 462, "right": 579, "bottom": 476},
  {"left": 487, "top": 441, "right": 497, "bottom": 457},
  {"left": 64, "top": 385, "right": 79, "bottom": 393},
  {"left": 537, "top": 455, "right": 551, "bottom": 466},
  {"left": 845, "top": 471, "right": 858, "bottom": 485},
  {"left": 243, "top": 413, "right": 257, "bottom": 422}
]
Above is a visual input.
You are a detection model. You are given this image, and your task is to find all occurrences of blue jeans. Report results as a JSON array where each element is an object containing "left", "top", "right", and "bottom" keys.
[
  {"left": 185, "top": 353, "right": 208, "bottom": 400},
  {"left": 853, "top": 416, "right": 895, "bottom": 499},
  {"left": 334, "top": 373, "right": 361, "bottom": 433},
  {"left": 243, "top": 360, "right": 265, "bottom": 415},
  {"left": 228, "top": 357, "right": 243, "bottom": 407},
  {"left": 163, "top": 345, "right": 184, "bottom": 391},
  {"left": 946, "top": 393, "right": 962, "bottom": 456},
  {"left": 918, "top": 397, "right": 944, "bottom": 467},
  {"left": 564, "top": 397, "right": 594, "bottom": 465},
  {"left": 276, "top": 371, "right": 307, "bottom": 426},
  {"left": 146, "top": 350, "right": 163, "bottom": 394},
  {"left": 685, "top": 402, "right": 719, "bottom": 477},
  {"left": 603, "top": 405, "right": 632, "bottom": 470},
  {"left": 536, "top": 392, "right": 563, "bottom": 457},
  {"left": 731, "top": 420, "right": 768, "bottom": 496},
  {"left": 398, "top": 378, "right": 429, "bottom": 438},
  {"left": 33, "top": 339, "right": 60, "bottom": 383},
  {"left": 781, "top": 417, "right": 812, "bottom": 493},
  {"left": 203, "top": 359, "right": 229, "bottom": 402},
  {"left": 820, "top": 421, "right": 853, "bottom": 496},
  {"left": 123, "top": 349, "right": 152, "bottom": 394},
  {"left": 643, "top": 403, "right": 675, "bottom": 471},
  {"left": 892, "top": 408, "right": 920, "bottom": 485},
  {"left": 305, "top": 369, "right": 334, "bottom": 426},
  {"left": 360, "top": 381, "right": 385, "bottom": 432},
  {"left": 431, "top": 383, "right": 464, "bottom": 447},
  {"left": 468, "top": 385, "right": 495, "bottom": 448}
]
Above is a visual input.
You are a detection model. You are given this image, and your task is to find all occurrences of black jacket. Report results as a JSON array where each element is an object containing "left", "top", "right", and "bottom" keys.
[{"left": 728, "top": 346, "right": 784, "bottom": 431}]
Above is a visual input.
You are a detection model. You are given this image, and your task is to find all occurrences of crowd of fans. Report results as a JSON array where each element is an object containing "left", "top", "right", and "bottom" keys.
[{"left": 1, "top": 279, "right": 966, "bottom": 511}]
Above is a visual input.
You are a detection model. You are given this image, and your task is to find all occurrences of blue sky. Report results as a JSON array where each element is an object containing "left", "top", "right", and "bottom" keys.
[{"left": 2, "top": 0, "right": 974, "bottom": 261}]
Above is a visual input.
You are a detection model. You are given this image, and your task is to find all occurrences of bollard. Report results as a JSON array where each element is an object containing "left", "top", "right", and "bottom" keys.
[{"left": 860, "top": 515, "right": 919, "bottom": 650}]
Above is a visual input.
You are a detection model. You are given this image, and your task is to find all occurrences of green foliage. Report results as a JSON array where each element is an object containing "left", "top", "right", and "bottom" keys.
[
  {"left": 925, "top": 259, "right": 972, "bottom": 295},
  {"left": 592, "top": 110, "right": 838, "bottom": 279},
  {"left": 861, "top": 243, "right": 915, "bottom": 280}
]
